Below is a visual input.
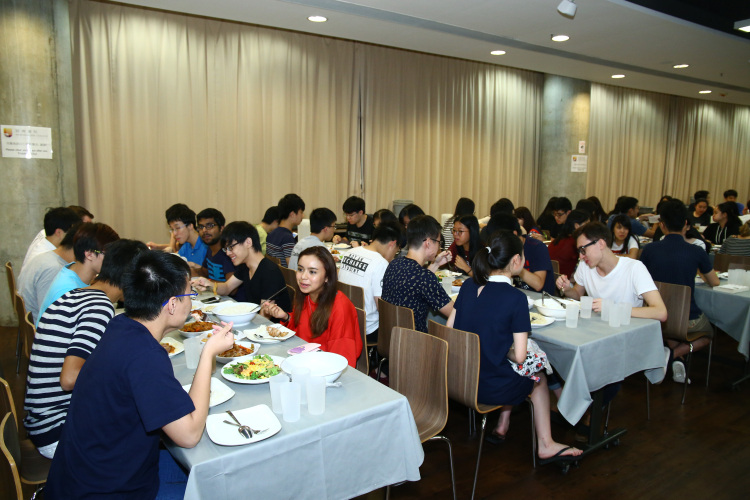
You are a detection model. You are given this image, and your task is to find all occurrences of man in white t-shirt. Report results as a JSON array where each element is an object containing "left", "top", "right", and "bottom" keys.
[
  {"left": 556, "top": 222, "right": 667, "bottom": 320},
  {"left": 338, "top": 221, "right": 405, "bottom": 341},
  {"left": 21, "top": 207, "right": 82, "bottom": 274}
]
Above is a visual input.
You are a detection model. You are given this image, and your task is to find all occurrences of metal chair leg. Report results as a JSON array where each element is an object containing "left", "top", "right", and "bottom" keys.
[
  {"left": 604, "top": 402, "right": 612, "bottom": 435},
  {"left": 706, "top": 336, "right": 713, "bottom": 387},
  {"left": 31, "top": 485, "right": 44, "bottom": 500},
  {"left": 429, "top": 435, "right": 457, "bottom": 500},
  {"left": 645, "top": 378, "right": 650, "bottom": 421},
  {"left": 376, "top": 357, "right": 387, "bottom": 382},
  {"left": 468, "top": 408, "right": 476, "bottom": 435},
  {"left": 385, "top": 485, "right": 390, "bottom": 500},
  {"left": 528, "top": 399, "right": 536, "bottom": 468},
  {"left": 471, "top": 415, "right": 488, "bottom": 500},
  {"left": 682, "top": 344, "right": 693, "bottom": 405}
]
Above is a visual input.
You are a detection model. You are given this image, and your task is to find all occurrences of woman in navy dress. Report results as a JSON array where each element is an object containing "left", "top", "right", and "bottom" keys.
[{"left": 447, "top": 230, "right": 581, "bottom": 463}]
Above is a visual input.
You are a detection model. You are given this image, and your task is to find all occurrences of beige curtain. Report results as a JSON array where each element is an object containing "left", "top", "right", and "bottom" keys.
[
  {"left": 587, "top": 84, "right": 672, "bottom": 211},
  {"left": 664, "top": 98, "right": 750, "bottom": 205},
  {"left": 357, "top": 43, "right": 542, "bottom": 219},
  {"left": 71, "top": 0, "right": 358, "bottom": 243}
]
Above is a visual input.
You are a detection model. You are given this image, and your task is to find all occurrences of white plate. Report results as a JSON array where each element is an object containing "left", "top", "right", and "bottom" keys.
[
  {"left": 530, "top": 313, "right": 555, "bottom": 329},
  {"left": 333, "top": 243, "right": 352, "bottom": 249},
  {"left": 161, "top": 337, "right": 184, "bottom": 357},
  {"left": 191, "top": 300, "right": 204, "bottom": 310},
  {"left": 221, "top": 355, "right": 286, "bottom": 384},
  {"left": 247, "top": 331, "right": 280, "bottom": 344},
  {"left": 435, "top": 270, "right": 461, "bottom": 279},
  {"left": 203, "top": 304, "right": 219, "bottom": 313},
  {"left": 215, "top": 341, "right": 261, "bottom": 364},
  {"left": 182, "top": 377, "right": 235, "bottom": 407},
  {"left": 205, "top": 404, "right": 281, "bottom": 446},
  {"left": 253, "top": 324, "right": 297, "bottom": 342}
]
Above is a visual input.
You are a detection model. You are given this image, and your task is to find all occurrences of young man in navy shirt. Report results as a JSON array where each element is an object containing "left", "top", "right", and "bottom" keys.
[
  {"left": 267, "top": 193, "right": 305, "bottom": 267},
  {"left": 196, "top": 208, "right": 245, "bottom": 301},
  {"left": 640, "top": 199, "right": 719, "bottom": 383},
  {"left": 46, "top": 252, "right": 234, "bottom": 499}
]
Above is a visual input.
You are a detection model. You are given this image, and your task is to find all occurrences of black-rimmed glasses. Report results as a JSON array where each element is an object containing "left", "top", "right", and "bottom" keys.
[
  {"left": 577, "top": 239, "right": 599, "bottom": 255},
  {"left": 222, "top": 242, "right": 240, "bottom": 253}
]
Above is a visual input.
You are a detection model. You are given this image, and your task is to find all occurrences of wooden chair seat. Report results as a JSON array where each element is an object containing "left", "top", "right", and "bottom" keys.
[
  {"left": 375, "top": 299, "right": 415, "bottom": 381},
  {"left": 19, "top": 440, "right": 50, "bottom": 484},
  {"left": 477, "top": 403, "right": 501, "bottom": 414}
]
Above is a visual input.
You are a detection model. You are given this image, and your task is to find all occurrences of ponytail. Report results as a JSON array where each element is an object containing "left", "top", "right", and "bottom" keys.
[{"left": 471, "top": 230, "right": 524, "bottom": 285}]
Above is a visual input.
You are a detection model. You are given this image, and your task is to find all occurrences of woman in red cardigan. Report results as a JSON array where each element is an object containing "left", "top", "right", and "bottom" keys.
[{"left": 261, "top": 246, "right": 362, "bottom": 367}]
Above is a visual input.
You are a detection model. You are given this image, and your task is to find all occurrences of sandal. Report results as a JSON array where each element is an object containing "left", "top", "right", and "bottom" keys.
[
  {"left": 484, "top": 430, "right": 506, "bottom": 445},
  {"left": 538, "top": 446, "right": 578, "bottom": 465}
]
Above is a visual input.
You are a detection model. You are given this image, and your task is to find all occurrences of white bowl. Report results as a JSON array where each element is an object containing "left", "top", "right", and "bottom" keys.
[
  {"left": 211, "top": 302, "right": 258, "bottom": 326},
  {"left": 280, "top": 351, "right": 348, "bottom": 383},
  {"left": 533, "top": 298, "right": 580, "bottom": 319},
  {"left": 178, "top": 319, "right": 217, "bottom": 338},
  {"left": 215, "top": 341, "right": 261, "bottom": 364}
]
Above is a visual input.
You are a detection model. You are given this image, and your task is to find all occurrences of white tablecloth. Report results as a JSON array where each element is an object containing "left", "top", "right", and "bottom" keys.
[{"left": 694, "top": 284, "right": 750, "bottom": 359}]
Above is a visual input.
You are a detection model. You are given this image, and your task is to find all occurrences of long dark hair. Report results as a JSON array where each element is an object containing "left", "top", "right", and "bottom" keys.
[
  {"left": 587, "top": 196, "right": 607, "bottom": 223},
  {"left": 453, "top": 198, "right": 475, "bottom": 218},
  {"left": 552, "top": 209, "right": 590, "bottom": 245},
  {"left": 514, "top": 207, "right": 539, "bottom": 234},
  {"left": 453, "top": 215, "right": 480, "bottom": 263},
  {"left": 293, "top": 246, "right": 338, "bottom": 338},
  {"left": 472, "top": 230, "right": 524, "bottom": 286},
  {"left": 610, "top": 214, "right": 639, "bottom": 254},
  {"left": 718, "top": 201, "right": 742, "bottom": 227}
]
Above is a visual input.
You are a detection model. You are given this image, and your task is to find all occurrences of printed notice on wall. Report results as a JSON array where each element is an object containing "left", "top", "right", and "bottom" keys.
[
  {"left": 2, "top": 125, "right": 53, "bottom": 159},
  {"left": 571, "top": 154, "right": 587, "bottom": 173}
]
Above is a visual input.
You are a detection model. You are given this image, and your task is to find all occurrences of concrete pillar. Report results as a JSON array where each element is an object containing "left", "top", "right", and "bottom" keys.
[
  {"left": 538, "top": 74, "right": 590, "bottom": 215},
  {"left": 0, "top": 0, "right": 78, "bottom": 325}
]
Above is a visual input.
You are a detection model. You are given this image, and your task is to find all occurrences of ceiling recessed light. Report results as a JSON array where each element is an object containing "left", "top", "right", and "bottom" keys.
[
  {"left": 308, "top": 15, "right": 327, "bottom": 22},
  {"left": 734, "top": 18, "right": 750, "bottom": 32},
  {"left": 699, "top": 90, "right": 712, "bottom": 94},
  {"left": 551, "top": 35, "right": 570, "bottom": 42},
  {"left": 611, "top": 74, "right": 625, "bottom": 79},
  {"left": 673, "top": 64, "right": 689, "bottom": 69},
  {"left": 490, "top": 50, "right": 506, "bottom": 55}
]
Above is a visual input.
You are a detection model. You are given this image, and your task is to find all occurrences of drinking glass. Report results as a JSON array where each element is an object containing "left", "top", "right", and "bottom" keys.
[
  {"left": 306, "top": 377, "right": 326, "bottom": 415},
  {"left": 602, "top": 299, "right": 614, "bottom": 322},
  {"left": 292, "top": 367, "right": 311, "bottom": 405},
  {"left": 608, "top": 303, "right": 621, "bottom": 327},
  {"left": 269, "top": 373, "right": 289, "bottom": 414},
  {"left": 619, "top": 303, "right": 633, "bottom": 326},
  {"left": 580, "top": 296, "right": 593, "bottom": 319},
  {"left": 565, "top": 304, "right": 580, "bottom": 328},
  {"left": 442, "top": 276, "right": 453, "bottom": 295},
  {"left": 280, "top": 382, "right": 301, "bottom": 422},
  {"left": 184, "top": 338, "right": 201, "bottom": 370}
]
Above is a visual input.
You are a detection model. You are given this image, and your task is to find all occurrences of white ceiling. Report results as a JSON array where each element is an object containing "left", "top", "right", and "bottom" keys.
[{"left": 118, "top": 0, "right": 750, "bottom": 105}]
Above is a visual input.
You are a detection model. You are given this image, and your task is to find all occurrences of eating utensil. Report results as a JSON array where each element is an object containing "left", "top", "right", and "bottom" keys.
[
  {"left": 222, "top": 420, "right": 268, "bottom": 436},
  {"left": 226, "top": 410, "right": 253, "bottom": 439},
  {"left": 247, "top": 286, "right": 290, "bottom": 315},
  {"left": 543, "top": 291, "right": 567, "bottom": 309}
]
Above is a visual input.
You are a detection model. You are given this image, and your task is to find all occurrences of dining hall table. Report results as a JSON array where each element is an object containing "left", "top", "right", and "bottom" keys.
[{"left": 162, "top": 297, "right": 424, "bottom": 500}]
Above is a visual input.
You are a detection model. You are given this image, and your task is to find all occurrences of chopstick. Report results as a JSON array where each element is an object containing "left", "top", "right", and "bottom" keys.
[{"left": 249, "top": 286, "right": 289, "bottom": 313}]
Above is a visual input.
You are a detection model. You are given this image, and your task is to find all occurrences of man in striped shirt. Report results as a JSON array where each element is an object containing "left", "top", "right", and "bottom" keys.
[
  {"left": 267, "top": 193, "right": 305, "bottom": 267},
  {"left": 23, "top": 239, "right": 148, "bottom": 458}
]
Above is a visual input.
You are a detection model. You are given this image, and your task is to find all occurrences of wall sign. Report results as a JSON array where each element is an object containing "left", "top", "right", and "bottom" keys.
[
  {"left": 2, "top": 125, "right": 53, "bottom": 159},
  {"left": 571, "top": 154, "right": 587, "bottom": 172}
]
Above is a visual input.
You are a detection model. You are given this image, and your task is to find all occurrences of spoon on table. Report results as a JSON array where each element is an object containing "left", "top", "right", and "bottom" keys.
[
  {"left": 225, "top": 410, "right": 253, "bottom": 439},
  {"left": 222, "top": 419, "right": 268, "bottom": 437}
]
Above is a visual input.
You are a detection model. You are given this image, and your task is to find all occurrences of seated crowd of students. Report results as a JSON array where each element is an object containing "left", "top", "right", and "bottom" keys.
[{"left": 11, "top": 186, "right": 748, "bottom": 497}]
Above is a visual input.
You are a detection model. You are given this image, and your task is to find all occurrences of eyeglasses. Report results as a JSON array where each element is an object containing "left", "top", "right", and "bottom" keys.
[
  {"left": 169, "top": 225, "right": 186, "bottom": 233},
  {"left": 196, "top": 223, "right": 219, "bottom": 231},
  {"left": 577, "top": 239, "right": 599, "bottom": 255},
  {"left": 161, "top": 291, "right": 198, "bottom": 307},
  {"left": 451, "top": 229, "right": 466, "bottom": 235},
  {"left": 553, "top": 211, "right": 568, "bottom": 219},
  {"left": 92, "top": 249, "right": 105, "bottom": 256},
  {"left": 222, "top": 242, "right": 241, "bottom": 253},
  {"left": 424, "top": 238, "right": 441, "bottom": 245}
]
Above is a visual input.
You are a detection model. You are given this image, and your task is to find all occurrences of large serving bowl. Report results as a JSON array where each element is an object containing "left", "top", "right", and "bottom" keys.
[
  {"left": 533, "top": 298, "right": 580, "bottom": 319},
  {"left": 280, "top": 352, "right": 348, "bottom": 383},
  {"left": 211, "top": 302, "right": 258, "bottom": 326}
]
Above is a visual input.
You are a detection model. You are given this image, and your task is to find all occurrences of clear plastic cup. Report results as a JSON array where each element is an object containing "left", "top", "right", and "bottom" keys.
[
  {"left": 442, "top": 276, "right": 453, "bottom": 295},
  {"left": 580, "top": 296, "right": 593, "bottom": 319},
  {"left": 280, "top": 382, "right": 301, "bottom": 422},
  {"left": 619, "top": 303, "right": 632, "bottom": 326},
  {"left": 306, "top": 377, "right": 326, "bottom": 415},
  {"left": 184, "top": 338, "right": 201, "bottom": 370},
  {"left": 602, "top": 299, "right": 614, "bottom": 322},
  {"left": 292, "top": 367, "right": 311, "bottom": 405},
  {"left": 609, "top": 303, "right": 621, "bottom": 327},
  {"left": 269, "top": 373, "right": 289, "bottom": 414},
  {"left": 565, "top": 304, "right": 580, "bottom": 328}
]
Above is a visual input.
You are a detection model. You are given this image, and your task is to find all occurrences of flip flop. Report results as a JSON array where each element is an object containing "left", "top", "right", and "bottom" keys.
[
  {"left": 538, "top": 446, "right": 578, "bottom": 465},
  {"left": 484, "top": 430, "right": 506, "bottom": 445}
]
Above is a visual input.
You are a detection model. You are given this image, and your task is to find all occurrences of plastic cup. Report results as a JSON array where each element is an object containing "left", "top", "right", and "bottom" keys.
[
  {"left": 580, "top": 296, "right": 593, "bottom": 319},
  {"left": 306, "top": 376, "right": 326, "bottom": 415},
  {"left": 602, "top": 299, "right": 614, "bottom": 322},
  {"left": 565, "top": 304, "right": 580, "bottom": 328},
  {"left": 269, "top": 373, "right": 289, "bottom": 414},
  {"left": 184, "top": 338, "right": 201, "bottom": 370},
  {"left": 292, "top": 367, "right": 311, "bottom": 405},
  {"left": 280, "top": 382, "right": 301, "bottom": 422},
  {"left": 619, "top": 303, "right": 633, "bottom": 326},
  {"left": 609, "top": 303, "right": 621, "bottom": 327},
  {"left": 442, "top": 276, "right": 453, "bottom": 295}
]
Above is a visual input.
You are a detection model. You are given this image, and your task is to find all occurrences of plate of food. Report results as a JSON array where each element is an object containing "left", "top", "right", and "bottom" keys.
[
  {"left": 182, "top": 377, "right": 235, "bottom": 407},
  {"left": 435, "top": 270, "right": 461, "bottom": 279},
  {"left": 215, "top": 341, "right": 261, "bottom": 363},
  {"left": 160, "top": 337, "right": 184, "bottom": 357},
  {"left": 530, "top": 312, "right": 555, "bottom": 329},
  {"left": 221, "top": 354, "right": 286, "bottom": 384},
  {"left": 333, "top": 243, "right": 352, "bottom": 250},
  {"left": 205, "top": 404, "right": 281, "bottom": 446},
  {"left": 178, "top": 320, "right": 218, "bottom": 338},
  {"left": 452, "top": 278, "right": 464, "bottom": 293},
  {"left": 248, "top": 324, "right": 296, "bottom": 343},
  {"left": 534, "top": 298, "right": 580, "bottom": 320}
]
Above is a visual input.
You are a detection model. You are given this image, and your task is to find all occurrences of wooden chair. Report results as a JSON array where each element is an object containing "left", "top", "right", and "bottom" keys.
[
  {"left": 0, "top": 378, "right": 18, "bottom": 433},
  {"left": 336, "top": 282, "right": 365, "bottom": 310},
  {"left": 713, "top": 254, "right": 750, "bottom": 272},
  {"left": 266, "top": 255, "right": 281, "bottom": 266},
  {"left": 550, "top": 260, "right": 559, "bottom": 276},
  {"left": 636, "top": 248, "right": 643, "bottom": 260},
  {"left": 650, "top": 281, "right": 713, "bottom": 407},
  {"left": 23, "top": 313, "right": 35, "bottom": 361},
  {"left": 387, "top": 328, "right": 455, "bottom": 500},
  {"left": 286, "top": 285, "right": 296, "bottom": 305},
  {"left": 375, "top": 299, "right": 415, "bottom": 381},
  {"left": 13, "top": 293, "right": 28, "bottom": 374},
  {"left": 5, "top": 262, "right": 21, "bottom": 366},
  {"left": 0, "top": 412, "right": 49, "bottom": 500},
  {"left": 278, "top": 264, "right": 297, "bottom": 289},
  {"left": 354, "top": 308, "right": 369, "bottom": 375}
]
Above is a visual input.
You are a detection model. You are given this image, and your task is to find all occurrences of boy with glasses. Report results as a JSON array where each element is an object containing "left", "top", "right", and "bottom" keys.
[
  {"left": 333, "top": 196, "right": 373, "bottom": 247},
  {"left": 169, "top": 206, "right": 207, "bottom": 267},
  {"left": 195, "top": 208, "right": 245, "bottom": 301},
  {"left": 550, "top": 197, "right": 573, "bottom": 239},
  {"left": 288, "top": 208, "right": 338, "bottom": 271},
  {"left": 267, "top": 194, "right": 305, "bottom": 267}
]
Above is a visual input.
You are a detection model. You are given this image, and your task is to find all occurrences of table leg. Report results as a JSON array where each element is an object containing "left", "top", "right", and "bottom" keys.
[{"left": 730, "top": 360, "right": 750, "bottom": 391}]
